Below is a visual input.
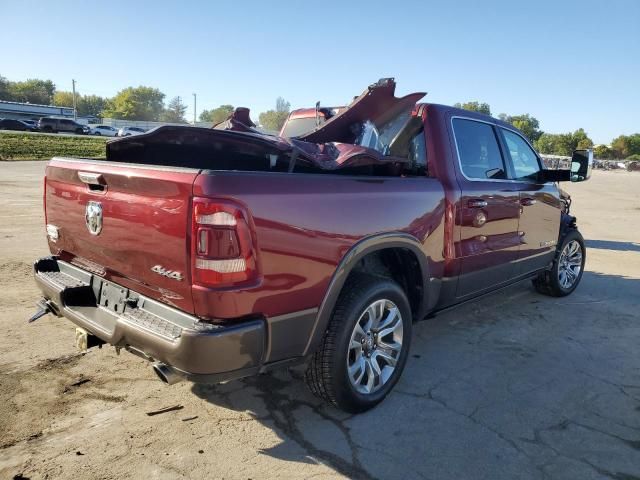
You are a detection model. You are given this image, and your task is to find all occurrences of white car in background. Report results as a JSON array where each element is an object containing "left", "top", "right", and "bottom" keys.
[
  {"left": 90, "top": 125, "right": 119, "bottom": 137},
  {"left": 117, "top": 126, "right": 146, "bottom": 137}
]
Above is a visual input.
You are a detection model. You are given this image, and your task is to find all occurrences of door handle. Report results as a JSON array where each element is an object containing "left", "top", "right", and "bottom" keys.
[
  {"left": 520, "top": 198, "right": 537, "bottom": 206},
  {"left": 467, "top": 199, "right": 488, "bottom": 208}
]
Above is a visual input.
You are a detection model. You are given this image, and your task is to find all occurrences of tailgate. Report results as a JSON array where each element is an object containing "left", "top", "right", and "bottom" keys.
[{"left": 45, "top": 158, "right": 199, "bottom": 313}]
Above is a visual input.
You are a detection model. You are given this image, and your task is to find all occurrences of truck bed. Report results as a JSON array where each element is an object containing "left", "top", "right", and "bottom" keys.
[{"left": 44, "top": 155, "right": 445, "bottom": 321}]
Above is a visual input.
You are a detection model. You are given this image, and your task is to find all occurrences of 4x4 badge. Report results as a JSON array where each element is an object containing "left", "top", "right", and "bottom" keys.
[
  {"left": 85, "top": 201, "right": 103, "bottom": 235},
  {"left": 151, "top": 265, "right": 184, "bottom": 281}
]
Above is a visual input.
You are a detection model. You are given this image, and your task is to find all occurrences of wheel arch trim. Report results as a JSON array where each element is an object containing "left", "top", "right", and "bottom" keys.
[
  {"left": 302, "top": 232, "right": 430, "bottom": 356},
  {"left": 553, "top": 212, "right": 579, "bottom": 264}
]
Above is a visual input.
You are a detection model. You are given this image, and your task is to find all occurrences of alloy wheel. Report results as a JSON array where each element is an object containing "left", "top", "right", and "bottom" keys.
[
  {"left": 558, "top": 240, "right": 583, "bottom": 289},
  {"left": 347, "top": 299, "right": 403, "bottom": 394}
]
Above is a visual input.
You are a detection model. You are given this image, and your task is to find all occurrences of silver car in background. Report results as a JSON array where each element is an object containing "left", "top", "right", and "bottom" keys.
[
  {"left": 90, "top": 125, "right": 119, "bottom": 137},
  {"left": 117, "top": 126, "right": 146, "bottom": 137}
]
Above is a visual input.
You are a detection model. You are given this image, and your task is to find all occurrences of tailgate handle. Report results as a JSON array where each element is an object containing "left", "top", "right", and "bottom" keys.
[{"left": 78, "top": 172, "right": 106, "bottom": 191}]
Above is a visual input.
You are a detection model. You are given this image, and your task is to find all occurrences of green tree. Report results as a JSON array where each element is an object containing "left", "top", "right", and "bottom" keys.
[
  {"left": 0, "top": 75, "right": 10, "bottom": 101},
  {"left": 7, "top": 78, "right": 55, "bottom": 104},
  {"left": 160, "top": 96, "right": 188, "bottom": 123},
  {"left": 627, "top": 134, "right": 640, "bottom": 157},
  {"left": 453, "top": 101, "right": 491, "bottom": 115},
  {"left": 258, "top": 96, "right": 290, "bottom": 131},
  {"left": 53, "top": 90, "right": 75, "bottom": 107},
  {"left": 572, "top": 128, "right": 593, "bottom": 150},
  {"left": 200, "top": 104, "right": 234, "bottom": 123},
  {"left": 535, "top": 129, "right": 593, "bottom": 156},
  {"left": 610, "top": 134, "right": 640, "bottom": 158},
  {"left": 102, "top": 86, "right": 165, "bottom": 121},
  {"left": 54, "top": 91, "right": 110, "bottom": 117},
  {"left": 501, "top": 114, "right": 542, "bottom": 143},
  {"left": 594, "top": 144, "right": 616, "bottom": 159},
  {"left": 78, "top": 94, "right": 108, "bottom": 117}
]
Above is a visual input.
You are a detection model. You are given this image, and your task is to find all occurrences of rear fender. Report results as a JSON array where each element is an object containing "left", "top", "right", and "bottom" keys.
[{"left": 302, "top": 233, "right": 431, "bottom": 356}]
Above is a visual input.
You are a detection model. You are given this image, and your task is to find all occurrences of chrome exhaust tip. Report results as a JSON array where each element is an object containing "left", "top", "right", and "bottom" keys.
[{"left": 152, "top": 362, "right": 183, "bottom": 385}]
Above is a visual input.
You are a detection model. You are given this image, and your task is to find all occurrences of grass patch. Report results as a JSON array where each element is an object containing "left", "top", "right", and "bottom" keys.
[{"left": 0, "top": 132, "right": 107, "bottom": 161}]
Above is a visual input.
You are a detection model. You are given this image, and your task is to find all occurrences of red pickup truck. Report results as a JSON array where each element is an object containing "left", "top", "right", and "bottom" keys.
[{"left": 31, "top": 79, "right": 592, "bottom": 412}]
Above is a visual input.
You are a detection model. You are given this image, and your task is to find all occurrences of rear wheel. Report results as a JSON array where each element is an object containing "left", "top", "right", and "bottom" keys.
[
  {"left": 533, "top": 229, "right": 585, "bottom": 297},
  {"left": 305, "top": 274, "right": 412, "bottom": 412}
]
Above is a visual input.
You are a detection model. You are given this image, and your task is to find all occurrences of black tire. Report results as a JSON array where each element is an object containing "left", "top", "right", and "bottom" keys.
[
  {"left": 305, "top": 274, "right": 412, "bottom": 413},
  {"left": 43, "top": 126, "right": 52, "bottom": 133},
  {"left": 533, "top": 229, "right": 586, "bottom": 297},
  {"left": 94, "top": 132, "right": 101, "bottom": 136},
  {"left": 75, "top": 128, "right": 84, "bottom": 135}
]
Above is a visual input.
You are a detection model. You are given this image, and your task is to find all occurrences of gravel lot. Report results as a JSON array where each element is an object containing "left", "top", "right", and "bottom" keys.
[{"left": 0, "top": 162, "right": 638, "bottom": 480}]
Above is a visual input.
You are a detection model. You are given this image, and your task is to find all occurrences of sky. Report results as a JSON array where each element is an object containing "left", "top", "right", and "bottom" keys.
[{"left": 2, "top": 0, "right": 639, "bottom": 144}]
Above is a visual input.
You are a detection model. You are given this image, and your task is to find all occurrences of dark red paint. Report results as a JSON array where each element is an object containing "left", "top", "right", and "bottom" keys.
[{"left": 43, "top": 102, "right": 562, "bottom": 323}]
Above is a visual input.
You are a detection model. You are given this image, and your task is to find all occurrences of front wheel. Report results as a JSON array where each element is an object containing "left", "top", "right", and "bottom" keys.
[
  {"left": 533, "top": 229, "right": 586, "bottom": 297},
  {"left": 305, "top": 274, "right": 412, "bottom": 413}
]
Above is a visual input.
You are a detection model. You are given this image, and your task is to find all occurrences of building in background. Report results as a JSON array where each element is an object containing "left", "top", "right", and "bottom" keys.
[{"left": 0, "top": 100, "right": 74, "bottom": 122}]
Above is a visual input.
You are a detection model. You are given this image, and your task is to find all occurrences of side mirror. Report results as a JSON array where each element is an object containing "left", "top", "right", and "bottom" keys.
[
  {"left": 570, "top": 149, "right": 593, "bottom": 182},
  {"left": 541, "top": 149, "right": 593, "bottom": 183}
]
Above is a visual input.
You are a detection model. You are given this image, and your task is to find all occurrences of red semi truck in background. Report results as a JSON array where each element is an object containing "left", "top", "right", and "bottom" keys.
[{"left": 31, "top": 79, "right": 592, "bottom": 412}]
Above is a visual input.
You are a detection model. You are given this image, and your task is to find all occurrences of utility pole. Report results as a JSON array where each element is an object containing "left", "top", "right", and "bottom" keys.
[
  {"left": 72, "top": 79, "right": 77, "bottom": 121},
  {"left": 193, "top": 93, "right": 197, "bottom": 125}
]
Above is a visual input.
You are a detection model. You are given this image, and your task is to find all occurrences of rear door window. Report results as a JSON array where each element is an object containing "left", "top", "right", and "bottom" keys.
[{"left": 452, "top": 118, "right": 506, "bottom": 180}]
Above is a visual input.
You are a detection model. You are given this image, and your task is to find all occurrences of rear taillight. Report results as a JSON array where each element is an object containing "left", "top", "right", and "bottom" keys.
[{"left": 191, "top": 198, "right": 258, "bottom": 287}]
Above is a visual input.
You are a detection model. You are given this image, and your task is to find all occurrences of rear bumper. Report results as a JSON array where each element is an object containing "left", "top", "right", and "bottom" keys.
[{"left": 33, "top": 257, "right": 265, "bottom": 383}]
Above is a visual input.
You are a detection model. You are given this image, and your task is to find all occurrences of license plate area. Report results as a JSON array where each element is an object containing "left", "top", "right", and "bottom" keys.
[{"left": 98, "top": 281, "right": 128, "bottom": 314}]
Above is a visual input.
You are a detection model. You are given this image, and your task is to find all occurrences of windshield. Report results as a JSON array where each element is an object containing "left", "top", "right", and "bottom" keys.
[
  {"left": 281, "top": 117, "right": 325, "bottom": 138},
  {"left": 355, "top": 106, "right": 412, "bottom": 155}
]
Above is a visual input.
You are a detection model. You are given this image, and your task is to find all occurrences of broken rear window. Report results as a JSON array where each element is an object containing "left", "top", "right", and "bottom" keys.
[{"left": 281, "top": 117, "right": 326, "bottom": 138}]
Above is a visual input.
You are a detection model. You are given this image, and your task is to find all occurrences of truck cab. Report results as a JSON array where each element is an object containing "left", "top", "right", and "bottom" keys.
[{"left": 444, "top": 108, "right": 564, "bottom": 299}]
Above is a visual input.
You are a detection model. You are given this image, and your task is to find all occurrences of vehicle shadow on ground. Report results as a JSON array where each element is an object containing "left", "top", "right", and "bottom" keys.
[
  {"left": 191, "top": 271, "right": 640, "bottom": 480},
  {"left": 192, "top": 371, "right": 373, "bottom": 478},
  {"left": 584, "top": 239, "right": 640, "bottom": 252}
]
